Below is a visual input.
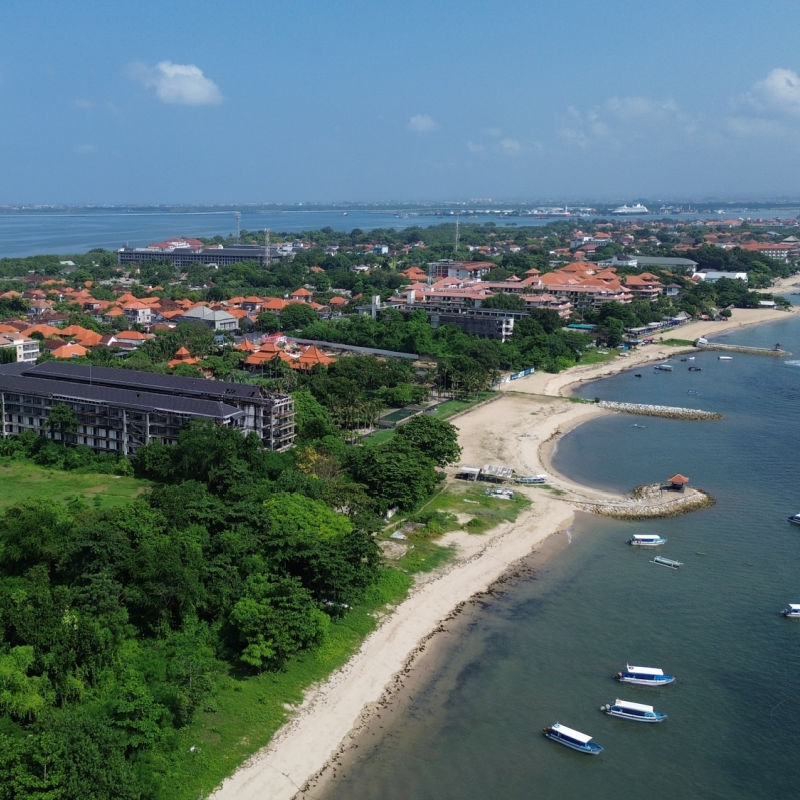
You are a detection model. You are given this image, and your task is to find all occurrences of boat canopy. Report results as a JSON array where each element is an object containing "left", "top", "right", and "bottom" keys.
[
  {"left": 626, "top": 665, "right": 664, "bottom": 675},
  {"left": 632, "top": 534, "right": 662, "bottom": 540},
  {"left": 787, "top": 604, "right": 800, "bottom": 611},
  {"left": 614, "top": 699, "right": 654, "bottom": 712},
  {"left": 551, "top": 723, "right": 592, "bottom": 743}
]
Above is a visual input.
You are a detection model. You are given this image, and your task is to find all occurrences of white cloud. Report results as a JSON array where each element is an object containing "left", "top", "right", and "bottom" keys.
[
  {"left": 605, "top": 95, "right": 680, "bottom": 121},
  {"left": 752, "top": 68, "right": 800, "bottom": 116},
  {"left": 725, "top": 115, "right": 792, "bottom": 139},
  {"left": 74, "top": 144, "right": 96, "bottom": 155},
  {"left": 487, "top": 127, "right": 502, "bottom": 138},
  {"left": 128, "top": 60, "right": 222, "bottom": 105},
  {"left": 73, "top": 98, "right": 94, "bottom": 110},
  {"left": 407, "top": 114, "right": 438, "bottom": 133},
  {"left": 499, "top": 138, "right": 522, "bottom": 156},
  {"left": 466, "top": 141, "right": 485, "bottom": 153}
]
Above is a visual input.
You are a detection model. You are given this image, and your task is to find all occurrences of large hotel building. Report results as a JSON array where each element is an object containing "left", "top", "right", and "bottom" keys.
[{"left": 0, "top": 362, "right": 295, "bottom": 456}]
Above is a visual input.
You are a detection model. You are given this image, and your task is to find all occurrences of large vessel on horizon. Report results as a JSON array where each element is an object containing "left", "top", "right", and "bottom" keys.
[{"left": 612, "top": 203, "right": 649, "bottom": 214}]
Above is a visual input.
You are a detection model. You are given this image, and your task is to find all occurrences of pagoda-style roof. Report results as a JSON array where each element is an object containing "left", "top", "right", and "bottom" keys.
[{"left": 667, "top": 473, "right": 690, "bottom": 484}]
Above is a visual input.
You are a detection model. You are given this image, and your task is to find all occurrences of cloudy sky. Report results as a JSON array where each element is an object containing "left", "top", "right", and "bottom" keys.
[{"left": 3, "top": 0, "right": 800, "bottom": 205}]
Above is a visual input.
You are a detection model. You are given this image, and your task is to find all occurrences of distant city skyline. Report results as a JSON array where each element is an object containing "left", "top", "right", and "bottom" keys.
[{"left": 4, "top": 1, "right": 800, "bottom": 205}]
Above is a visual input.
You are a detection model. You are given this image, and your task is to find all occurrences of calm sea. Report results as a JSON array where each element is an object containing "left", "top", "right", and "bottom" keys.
[
  {"left": 0, "top": 208, "right": 548, "bottom": 259},
  {"left": 3, "top": 205, "right": 800, "bottom": 259},
  {"left": 319, "top": 311, "right": 800, "bottom": 800}
]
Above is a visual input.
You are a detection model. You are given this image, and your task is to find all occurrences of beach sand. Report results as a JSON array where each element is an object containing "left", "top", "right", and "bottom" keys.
[{"left": 209, "top": 285, "right": 799, "bottom": 800}]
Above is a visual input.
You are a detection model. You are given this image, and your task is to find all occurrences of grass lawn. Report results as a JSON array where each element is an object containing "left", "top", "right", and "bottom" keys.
[{"left": 0, "top": 460, "right": 151, "bottom": 510}]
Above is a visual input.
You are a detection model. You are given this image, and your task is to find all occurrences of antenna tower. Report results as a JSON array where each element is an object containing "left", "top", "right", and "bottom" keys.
[
  {"left": 454, "top": 212, "right": 460, "bottom": 254},
  {"left": 234, "top": 211, "right": 241, "bottom": 243},
  {"left": 264, "top": 228, "right": 272, "bottom": 269}
]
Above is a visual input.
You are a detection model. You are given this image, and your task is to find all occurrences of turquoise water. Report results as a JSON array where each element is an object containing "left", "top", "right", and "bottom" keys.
[{"left": 320, "top": 314, "right": 800, "bottom": 800}]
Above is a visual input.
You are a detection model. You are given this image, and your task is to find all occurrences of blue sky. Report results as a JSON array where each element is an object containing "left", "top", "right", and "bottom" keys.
[{"left": 4, "top": 0, "right": 800, "bottom": 205}]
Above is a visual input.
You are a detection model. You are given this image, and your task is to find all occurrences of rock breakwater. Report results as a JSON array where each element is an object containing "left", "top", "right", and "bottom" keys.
[{"left": 598, "top": 401, "right": 723, "bottom": 421}]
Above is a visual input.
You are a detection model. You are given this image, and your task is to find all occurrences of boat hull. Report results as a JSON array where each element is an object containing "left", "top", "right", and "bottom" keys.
[
  {"left": 606, "top": 708, "right": 667, "bottom": 723},
  {"left": 616, "top": 674, "right": 675, "bottom": 686}
]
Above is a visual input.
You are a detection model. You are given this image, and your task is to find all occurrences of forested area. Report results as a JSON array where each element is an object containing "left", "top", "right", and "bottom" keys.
[{"left": 0, "top": 411, "right": 461, "bottom": 798}]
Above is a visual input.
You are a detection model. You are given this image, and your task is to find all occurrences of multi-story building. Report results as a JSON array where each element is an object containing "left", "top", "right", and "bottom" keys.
[
  {"left": 0, "top": 333, "right": 40, "bottom": 363},
  {"left": 0, "top": 362, "right": 295, "bottom": 456}
]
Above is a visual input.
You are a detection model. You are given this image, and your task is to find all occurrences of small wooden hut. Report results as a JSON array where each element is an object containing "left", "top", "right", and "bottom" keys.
[{"left": 667, "top": 473, "right": 690, "bottom": 492}]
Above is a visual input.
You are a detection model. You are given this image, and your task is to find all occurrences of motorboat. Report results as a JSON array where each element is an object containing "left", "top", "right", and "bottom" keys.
[
  {"left": 719, "top": 355, "right": 733, "bottom": 360},
  {"left": 602, "top": 699, "right": 667, "bottom": 723},
  {"left": 651, "top": 555, "right": 683, "bottom": 569},
  {"left": 654, "top": 363, "right": 673, "bottom": 371},
  {"left": 787, "top": 513, "right": 800, "bottom": 526},
  {"left": 615, "top": 664, "right": 675, "bottom": 686},
  {"left": 628, "top": 533, "right": 667, "bottom": 547},
  {"left": 543, "top": 722, "right": 603, "bottom": 754},
  {"left": 782, "top": 604, "right": 800, "bottom": 618}
]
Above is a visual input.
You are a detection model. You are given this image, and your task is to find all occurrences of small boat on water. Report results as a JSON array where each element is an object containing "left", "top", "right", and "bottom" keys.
[
  {"left": 782, "top": 604, "right": 800, "bottom": 618},
  {"left": 719, "top": 355, "right": 733, "bottom": 360},
  {"left": 632, "top": 423, "right": 647, "bottom": 429},
  {"left": 602, "top": 699, "right": 667, "bottom": 723},
  {"left": 628, "top": 533, "right": 667, "bottom": 547},
  {"left": 542, "top": 722, "right": 603, "bottom": 754},
  {"left": 787, "top": 513, "right": 800, "bottom": 526},
  {"left": 654, "top": 363, "right": 673, "bottom": 371},
  {"left": 651, "top": 555, "right": 683, "bottom": 569},
  {"left": 615, "top": 664, "right": 675, "bottom": 686},
  {"left": 688, "top": 366, "right": 702, "bottom": 371}
]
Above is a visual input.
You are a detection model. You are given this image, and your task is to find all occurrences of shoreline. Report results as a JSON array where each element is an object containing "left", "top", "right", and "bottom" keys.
[{"left": 209, "top": 286, "right": 799, "bottom": 800}]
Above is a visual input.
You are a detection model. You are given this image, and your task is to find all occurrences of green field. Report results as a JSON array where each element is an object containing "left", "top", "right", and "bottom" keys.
[{"left": 0, "top": 460, "right": 151, "bottom": 510}]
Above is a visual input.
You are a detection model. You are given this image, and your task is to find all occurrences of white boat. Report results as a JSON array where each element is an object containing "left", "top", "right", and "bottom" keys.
[
  {"left": 628, "top": 533, "right": 667, "bottom": 547},
  {"left": 612, "top": 203, "right": 649, "bottom": 215},
  {"left": 782, "top": 604, "right": 800, "bottom": 618},
  {"left": 542, "top": 722, "right": 603, "bottom": 754},
  {"left": 651, "top": 555, "right": 683, "bottom": 569},
  {"left": 787, "top": 513, "right": 800, "bottom": 526},
  {"left": 615, "top": 664, "right": 676, "bottom": 686},
  {"left": 654, "top": 363, "right": 673, "bottom": 372},
  {"left": 718, "top": 355, "right": 733, "bottom": 360},
  {"left": 603, "top": 699, "right": 667, "bottom": 723}
]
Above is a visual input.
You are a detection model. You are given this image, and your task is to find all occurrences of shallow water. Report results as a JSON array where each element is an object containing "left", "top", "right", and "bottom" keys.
[{"left": 319, "top": 316, "right": 800, "bottom": 800}]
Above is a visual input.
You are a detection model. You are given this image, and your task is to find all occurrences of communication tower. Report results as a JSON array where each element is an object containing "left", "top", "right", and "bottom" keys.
[{"left": 264, "top": 228, "right": 272, "bottom": 269}]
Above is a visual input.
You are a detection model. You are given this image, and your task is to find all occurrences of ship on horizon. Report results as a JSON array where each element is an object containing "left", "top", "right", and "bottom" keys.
[{"left": 612, "top": 203, "right": 649, "bottom": 215}]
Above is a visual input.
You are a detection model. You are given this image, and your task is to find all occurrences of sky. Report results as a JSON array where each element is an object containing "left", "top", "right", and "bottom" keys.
[{"left": 4, "top": 0, "right": 800, "bottom": 206}]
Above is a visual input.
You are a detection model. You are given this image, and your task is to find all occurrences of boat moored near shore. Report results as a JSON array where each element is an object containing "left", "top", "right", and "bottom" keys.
[
  {"left": 628, "top": 533, "right": 667, "bottom": 547},
  {"left": 602, "top": 699, "right": 667, "bottom": 723},
  {"left": 543, "top": 722, "right": 603, "bottom": 754},
  {"left": 615, "top": 664, "right": 675, "bottom": 685}
]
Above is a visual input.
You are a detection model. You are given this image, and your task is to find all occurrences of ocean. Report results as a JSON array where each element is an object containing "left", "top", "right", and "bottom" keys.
[
  {"left": 318, "top": 311, "right": 800, "bottom": 800},
  {"left": 0, "top": 207, "right": 548, "bottom": 259},
  {"left": 3, "top": 204, "right": 800, "bottom": 260}
]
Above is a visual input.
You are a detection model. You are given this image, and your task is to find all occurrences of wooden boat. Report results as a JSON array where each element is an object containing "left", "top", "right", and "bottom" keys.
[
  {"left": 651, "top": 555, "right": 683, "bottom": 569},
  {"left": 615, "top": 664, "right": 675, "bottom": 686},
  {"left": 603, "top": 699, "right": 667, "bottom": 723},
  {"left": 628, "top": 533, "right": 667, "bottom": 547},
  {"left": 543, "top": 722, "right": 603, "bottom": 754}
]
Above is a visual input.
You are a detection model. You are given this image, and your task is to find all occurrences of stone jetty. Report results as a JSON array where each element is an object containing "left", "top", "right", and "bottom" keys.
[
  {"left": 578, "top": 483, "right": 715, "bottom": 519},
  {"left": 598, "top": 401, "right": 723, "bottom": 421}
]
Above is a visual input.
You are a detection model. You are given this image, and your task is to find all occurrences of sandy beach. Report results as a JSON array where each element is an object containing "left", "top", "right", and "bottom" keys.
[{"left": 209, "top": 280, "right": 799, "bottom": 800}]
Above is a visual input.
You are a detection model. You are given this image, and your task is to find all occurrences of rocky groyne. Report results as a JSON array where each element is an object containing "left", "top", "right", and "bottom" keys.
[
  {"left": 577, "top": 484, "right": 715, "bottom": 519},
  {"left": 598, "top": 401, "right": 723, "bottom": 421}
]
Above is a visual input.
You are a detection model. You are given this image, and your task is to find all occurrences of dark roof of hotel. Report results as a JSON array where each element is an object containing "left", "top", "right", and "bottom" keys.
[
  {"left": 20, "top": 362, "right": 268, "bottom": 403},
  {"left": 0, "top": 367, "right": 243, "bottom": 420}
]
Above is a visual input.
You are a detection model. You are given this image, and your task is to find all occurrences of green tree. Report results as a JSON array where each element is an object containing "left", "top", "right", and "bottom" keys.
[
  {"left": 47, "top": 404, "right": 77, "bottom": 445},
  {"left": 394, "top": 415, "right": 461, "bottom": 467},
  {"left": 229, "top": 575, "right": 329, "bottom": 670}
]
